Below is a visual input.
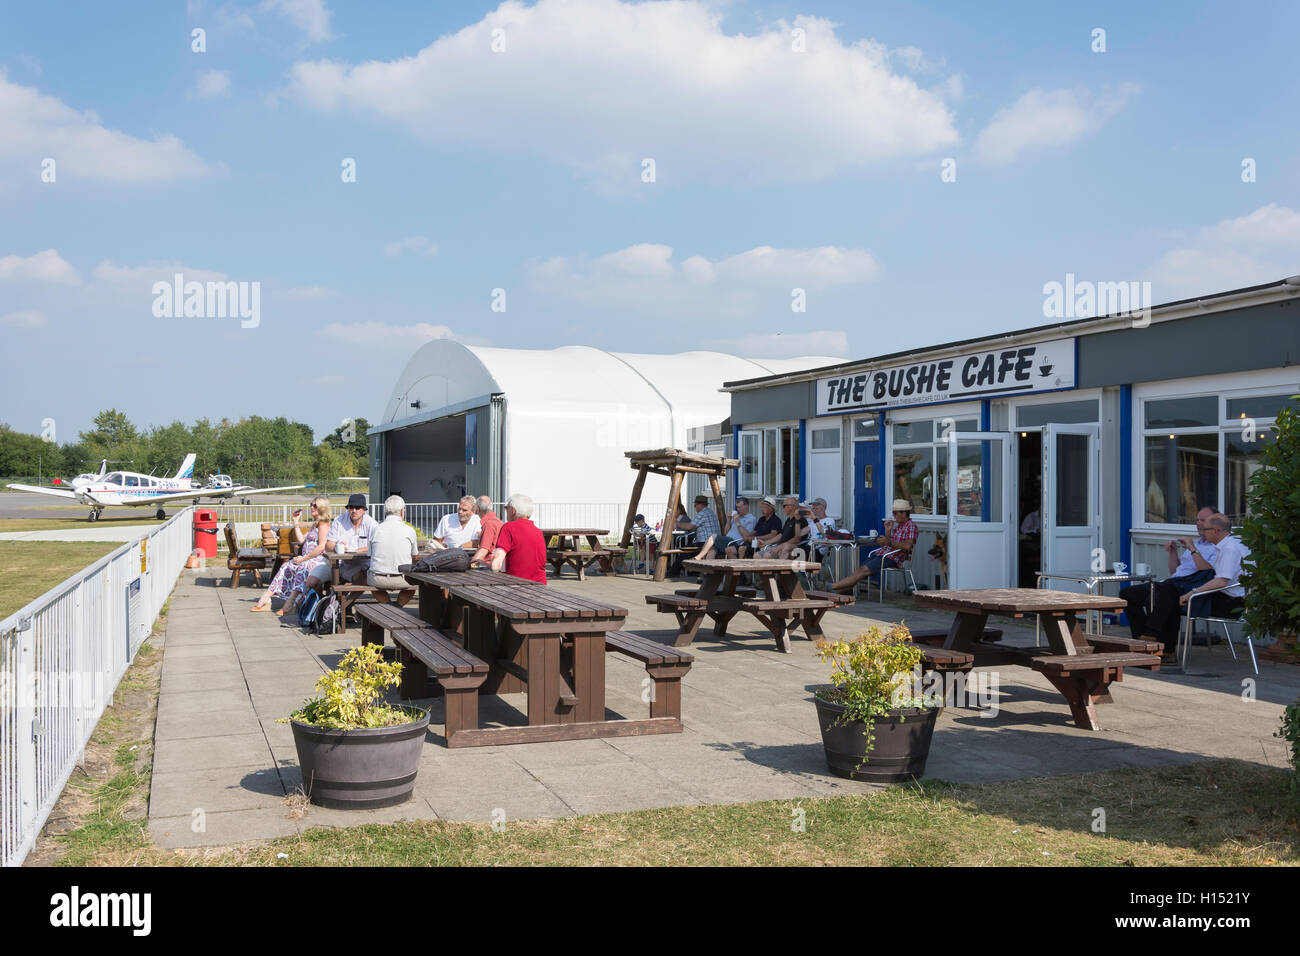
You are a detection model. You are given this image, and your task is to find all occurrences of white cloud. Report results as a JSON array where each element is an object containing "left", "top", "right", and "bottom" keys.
[
  {"left": 0, "top": 76, "right": 210, "bottom": 184},
  {"left": 1146, "top": 204, "right": 1300, "bottom": 301},
  {"left": 280, "top": 285, "right": 340, "bottom": 300},
  {"left": 0, "top": 249, "right": 81, "bottom": 285},
  {"left": 384, "top": 236, "right": 439, "bottom": 257},
  {"left": 0, "top": 310, "right": 47, "bottom": 328},
  {"left": 974, "top": 84, "right": 1137, "bottom": 166},
  {"left": 727, "top": 330, "right": 850, "bottom": 358},
  {"left": 195, "top": 69, "right": 231, "bottom": 99},
  {"left": 263, "top": 0, "right": 333, "bottom": 44},
  {"left": 529, "top": 243, "right": 879, "bottom": 306},
  {"left": 285, "top": 0, "right": 957, "bottom": 186},
  {"left": 322, "top": 321, "right": 458, "bottom": 348},
  {"left": 91, "top": 261, "right": 228, "bottom": 284}
]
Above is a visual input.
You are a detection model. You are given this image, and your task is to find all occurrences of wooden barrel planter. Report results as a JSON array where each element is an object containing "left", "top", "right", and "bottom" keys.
[
  {"left": 290, "top": 708, "right": 430, "bottom": 809},
  {"left": 812, "top": 692, "right": 941, "bottom": 783}
]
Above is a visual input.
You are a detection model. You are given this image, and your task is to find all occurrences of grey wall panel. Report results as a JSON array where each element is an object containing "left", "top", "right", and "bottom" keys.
[
  {"left": 730, "top": 380, "right": 816, "bottom": 425},
  {"left": 1078, "top": 300, "right": 1300, "bottom": 387}
]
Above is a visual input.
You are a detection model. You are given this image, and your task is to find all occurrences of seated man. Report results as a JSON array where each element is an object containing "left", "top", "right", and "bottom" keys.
[
  {"left": 490, "top": 492, "right": 548, "bottom": 583},
  {"left": 831, "top": 499, "right": 917, "bottom": 593},
  {"left": 804, "top": 497, "right": 836, "bottom": 555},
  {"left": 629, "top": 513, "right": 659, "bottom": 570},
  {"left": 743, "top": 497, "right": 784, "bottom": 557},
  {"left": 1121, "top": 506, "right": 1219, "bottom": 646},
  {"left": 722, "top": 496, "right": 758, "bottom": 559},
  {"left": 757, "top": 496, "right": 809, "bottom": 559},
  {"left": 313, "top": 492, "right": 378, "bottom": 587},
  {"left": 470, "top": 496, "right": 503, "bottom": 566},
  {"left": 1168, "top": 514, "right": 1250, "bottom": 658},
  {"left": 678, "top": 494, "right": 723, "bottom": 560},
  {"left": 367, "top": 495, "right": 419, "bottom": 605},
  {"left": 432, "top": 495, "right": 481, "bottom": 551}
]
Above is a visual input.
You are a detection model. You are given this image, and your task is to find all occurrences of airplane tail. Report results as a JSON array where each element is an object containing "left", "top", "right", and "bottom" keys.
[{"left": 174, "top": 454, "right": 197, "bottom": 480}]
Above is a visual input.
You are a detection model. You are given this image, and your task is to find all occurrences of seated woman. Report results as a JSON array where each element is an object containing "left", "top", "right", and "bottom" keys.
[
  {"left": 251, "top": 497, "right": 333, "bottom": 616},
  {"left": 831, "top": 499, "right": 917, "bottom": 594}
]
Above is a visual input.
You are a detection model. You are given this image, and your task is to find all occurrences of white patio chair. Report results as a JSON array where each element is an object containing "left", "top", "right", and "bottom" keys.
[{"left": 1178, "top": 584, "right": 1257, "bottom": 675}]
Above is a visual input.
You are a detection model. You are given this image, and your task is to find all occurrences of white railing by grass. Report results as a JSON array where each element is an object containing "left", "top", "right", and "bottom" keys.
[{"left": 0, "top": 507, "right": 193, "bottom": 868}]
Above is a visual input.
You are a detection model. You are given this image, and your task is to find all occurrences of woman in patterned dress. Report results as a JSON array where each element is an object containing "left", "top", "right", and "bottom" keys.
[{"left": 251, "top": 497, "right": 332, "bottom": 615}]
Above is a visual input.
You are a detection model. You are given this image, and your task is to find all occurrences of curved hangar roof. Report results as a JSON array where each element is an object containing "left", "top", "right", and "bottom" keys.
[{"left": 380, "top": 341, "right": 839, "bottom": 437}]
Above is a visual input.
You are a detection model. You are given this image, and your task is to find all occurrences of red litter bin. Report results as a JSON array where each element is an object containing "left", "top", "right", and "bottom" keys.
[{"left": 194, "top": 509, "right": 219, "bottom": 558}]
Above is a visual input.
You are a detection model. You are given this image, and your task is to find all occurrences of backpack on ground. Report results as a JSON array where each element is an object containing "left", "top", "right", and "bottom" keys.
[
  {"left": 297, "top": 589, "right": 322, "bottom": 634},
  {"left": 313, "top": 593, "right": 341, "bottom": 636}
]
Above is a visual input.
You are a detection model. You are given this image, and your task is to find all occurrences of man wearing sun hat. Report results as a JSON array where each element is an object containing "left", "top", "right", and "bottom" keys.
[{"left": 831, "top": 498, "right": 917, "bottom": 593}]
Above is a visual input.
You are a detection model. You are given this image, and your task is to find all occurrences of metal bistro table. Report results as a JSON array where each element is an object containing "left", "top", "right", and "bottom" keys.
[
  {"left": 1035, "top": 569, "right": 1155, "bottom": 644},
  {"left": 809, "top": 537, "right": 863, "bottom": 589}
]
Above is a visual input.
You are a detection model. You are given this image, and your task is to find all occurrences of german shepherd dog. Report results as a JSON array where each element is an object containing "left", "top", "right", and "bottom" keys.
[{"left": 927, "top": 533, "right": 948, "bottom": 589}]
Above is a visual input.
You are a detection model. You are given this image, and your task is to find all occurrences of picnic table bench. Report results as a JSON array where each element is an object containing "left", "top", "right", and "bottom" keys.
[
  {"left": 224, "top": 521, "right": 274, "bottom": 588},
  {"left": 913, "top": 588, "right": 1162, "bottom": 730},
  {"left": 541, "top": 528, "right": 627, "bottom": 580},
  {"left": 353, "top": 603, "right": 490, "bottom": 744},
  {"left": 603, "top": 631, "right": 693, "bottom": 720}
]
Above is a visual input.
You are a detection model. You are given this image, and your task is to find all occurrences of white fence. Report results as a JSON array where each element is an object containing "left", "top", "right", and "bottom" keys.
[
  {"left": 211, "top": 501, "right": 671, "bottom": 548},
  {"left": 1, "top": 508, "right": 193, "bottom": 867}
]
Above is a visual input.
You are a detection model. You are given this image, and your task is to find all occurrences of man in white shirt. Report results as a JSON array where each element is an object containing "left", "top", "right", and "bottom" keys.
[
  {"left": 431, "top": 495, "right": 481, "bottom": 550},
  {"left": 325, "top": 493, "right": 379, "bottom": 585},
  {"left": 1122, "top": 505, "right": 1219, "bottom": 643},
  {"left": 721, "top": 496, "right": 758, "bottom": 559},
  {"left": 368, "top": 495, "right": 420, "bottom": 605},
  {"left": 1178, "top": 514, "right": 1250, "bottom": 620}
]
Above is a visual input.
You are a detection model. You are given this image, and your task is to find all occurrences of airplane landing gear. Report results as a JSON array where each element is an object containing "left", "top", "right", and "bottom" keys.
[
  {"left": 88, "top": 509, "right": 100, "bottom": 522},
  {"left": 156, "top": 508, "right": 167, "bottom": 520}
]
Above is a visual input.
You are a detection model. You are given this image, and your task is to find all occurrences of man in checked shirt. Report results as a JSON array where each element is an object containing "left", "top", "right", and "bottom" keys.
[{"left": 831, "top": 498, "right": 918, "bottom": 593}]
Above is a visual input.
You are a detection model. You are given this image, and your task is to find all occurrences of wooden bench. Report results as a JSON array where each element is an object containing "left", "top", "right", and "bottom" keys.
[
  {"left": 1086, "top": 634, "right": 1164, "bottom": 655},
  {"left": 804, "top": 588, "right": 856, "bottom": 607},
  {"left": 224, "top": 521, "right": 273, "bottom": 588},
  {"left": 908, "top": 626, "right": 1003, "bottom": 646},
  {"left": 354, "top": 605, "right": 490, "bottom": 746},
  {"left": 327, "top": 583, "right": 374, "bottom": 635},
  {"left": 604, "top": 631, "right": 694, "bottom": 720},
  {"left": 675, "top": 587, "right": 759, "bottom": 599},
  {"left": 1030, "top": 651, "right": 1161, "bottom": 731},
  {"left": 911, "top": 644, "right": 975, "bottom": 673}
]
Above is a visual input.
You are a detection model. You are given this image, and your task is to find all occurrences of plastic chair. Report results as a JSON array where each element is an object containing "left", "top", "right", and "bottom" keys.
[{"left": 1178, "top": 584, "right": 1257, "bottom": 674}]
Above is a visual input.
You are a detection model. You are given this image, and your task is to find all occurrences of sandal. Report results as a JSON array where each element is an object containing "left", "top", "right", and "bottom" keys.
[{"left": 250, "top": 604, "right": 270, "bottom": 612}]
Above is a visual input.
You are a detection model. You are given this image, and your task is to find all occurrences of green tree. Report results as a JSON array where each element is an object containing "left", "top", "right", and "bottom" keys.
[
  {"left": 1241, "top": 403, "right": 1300, "bottom": 644},
  {"left": 80, "top": 409, "right": 139, "bottom": 447},
  {"left": 143, "top": 421, "right": 191, "bottom": 476},
  {"left": 0, "top": 423, "right": 66, "bottom": 479}
]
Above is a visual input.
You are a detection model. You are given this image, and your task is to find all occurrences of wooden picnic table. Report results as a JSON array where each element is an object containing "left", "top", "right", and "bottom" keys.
[
  {"left": 539, "top": 528, "right": 626, "bottom": 579},
  {"left": 912, "top": 588, "right": 1161, "bottom": 730},
  {"left": 647, "top": 558, "right": 849, "bottom": 654},
  {"left": 426, "top": 582, "right": 679, "bottom": 746}
]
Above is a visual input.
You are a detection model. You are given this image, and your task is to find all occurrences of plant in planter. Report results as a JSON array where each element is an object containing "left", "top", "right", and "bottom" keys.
[
  {"left": 812, "top": 623, "right": 942, "bottom": 783},
  {"left": 1240, "top": 401, "right": 1300, "bottom": 663},
  {"left": 284, "top": 643, "right": 430, "bottom": 809}
]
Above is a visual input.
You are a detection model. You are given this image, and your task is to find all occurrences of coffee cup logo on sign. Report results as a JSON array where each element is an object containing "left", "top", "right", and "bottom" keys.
[{"left": 1112, "top": 562, "right": 1128, "bottom": 575}]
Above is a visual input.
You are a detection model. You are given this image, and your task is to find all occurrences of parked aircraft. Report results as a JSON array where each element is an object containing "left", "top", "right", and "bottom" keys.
[{"left": 7, "top": 454, "right": 312, "bottom": 520}]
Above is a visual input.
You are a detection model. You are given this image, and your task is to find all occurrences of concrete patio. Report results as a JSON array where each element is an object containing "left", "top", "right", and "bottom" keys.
[{"left": 147, "top": 567, "right": 1296, "bottom": 849}]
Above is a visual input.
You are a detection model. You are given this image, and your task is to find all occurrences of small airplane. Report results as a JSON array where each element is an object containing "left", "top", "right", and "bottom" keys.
[{"left": 7, "top": 454, "right": 314, "bottom": 521}]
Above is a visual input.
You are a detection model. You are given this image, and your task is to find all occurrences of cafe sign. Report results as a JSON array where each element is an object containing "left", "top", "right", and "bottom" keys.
[{"left": 815, "top": 337, "right": 1076, "bottom": 414}]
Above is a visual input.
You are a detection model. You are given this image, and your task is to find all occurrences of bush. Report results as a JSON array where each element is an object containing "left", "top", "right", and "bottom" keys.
[
  {"left": 1241, "top": 403, "right": 1300, "bottom": 650},
  {"left": 286, "top": 644, "right": 419, "bottom": 730}
]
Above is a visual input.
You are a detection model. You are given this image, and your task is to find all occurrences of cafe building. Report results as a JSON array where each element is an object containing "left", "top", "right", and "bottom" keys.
[{"left": 722, "top": 276, "right": 1300, "bottom": 591}]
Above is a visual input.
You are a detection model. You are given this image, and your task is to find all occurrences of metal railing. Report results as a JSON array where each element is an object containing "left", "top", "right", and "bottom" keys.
[{"left": 1, "top": 508, "right": 193, "bottom": 867}]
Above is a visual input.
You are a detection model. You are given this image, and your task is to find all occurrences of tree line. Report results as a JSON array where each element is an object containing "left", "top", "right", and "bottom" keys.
[{"left": 0, "top": 409, "right": 370, "bottom": 485}]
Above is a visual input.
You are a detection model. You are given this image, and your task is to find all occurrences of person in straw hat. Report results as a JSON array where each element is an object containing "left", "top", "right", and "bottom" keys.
[{"left": 831, "top": 497, "right": 918, "bottom": 594}]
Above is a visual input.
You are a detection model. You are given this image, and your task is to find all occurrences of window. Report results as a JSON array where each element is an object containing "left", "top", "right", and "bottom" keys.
[
  {"left": 106, "top": 473, "right": 122, "bottom": 484},
  {"left": 125, "top": 475, "right": 139, "bottom": 487},
  {"left": 853, "top": 419, "right": 878, "bottom": 441},
  {"left": 738, "top": 424, "right": 801, "bottom": 497},
  {"left": 889, "top": 416, "right": 976, "bottom": 515},
  {"left": 739, "top": 431, "right": 760, "bottom": 495},
  {"left": 811, "top": 427, "right": 840, "bottom": 450},
  {"left": 1140, "top": 387, "right": 1297, "bottom": 525}
]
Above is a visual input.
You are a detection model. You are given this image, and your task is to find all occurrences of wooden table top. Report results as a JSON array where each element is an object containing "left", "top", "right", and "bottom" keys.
[
  {"left": 913, "top": 588, "right": 1128, "bottom": 614},
  {"left": 324, "top": 550, "right": 366, "bottom": 562},
  {"left": 540, "top": 528, "right": 609, "bottom": 536},
  {"left": 444, "top": 583, "right": 628, "bottom": 621},
  {"left": 405, "top": 568, "right": 542, "bottom": 588},
  {"left": 682, "top": 558, "right": 822, "bottom": 574}
]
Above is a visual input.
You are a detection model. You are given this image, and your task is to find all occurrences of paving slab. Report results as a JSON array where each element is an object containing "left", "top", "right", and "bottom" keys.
[
  {"left": 150, "top": 763, "right": 288, "bottom": 817},
  {"left": 155, "top": 707, "right": 264, "bottom": 741},
  {"left": 150, "top": 807, "right": 300, "bottom": 849},
  {"left": 154, "top": 733, "right": 275, "bottom": 774}
]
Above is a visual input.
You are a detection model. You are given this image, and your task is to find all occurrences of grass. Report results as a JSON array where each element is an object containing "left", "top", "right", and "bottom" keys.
[
  {"left": 0, "top": 515, "right": 169, "bottom": 532},
  {"left": 0, "top": 540, "right": 120, "bottom": 617}
]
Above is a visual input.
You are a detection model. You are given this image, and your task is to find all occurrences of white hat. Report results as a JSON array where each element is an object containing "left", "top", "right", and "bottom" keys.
[{"left": 891, "top": 498, "right": 912, "bottom": 512}]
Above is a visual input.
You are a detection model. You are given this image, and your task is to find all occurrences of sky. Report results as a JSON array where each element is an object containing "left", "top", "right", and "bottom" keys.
[{"left": 1, "top": 0, "right": 1298, "bottom": 444}]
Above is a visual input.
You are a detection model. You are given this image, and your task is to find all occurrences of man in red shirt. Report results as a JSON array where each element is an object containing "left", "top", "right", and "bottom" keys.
[
  {"left": 471, "top": 495, "right": 504, "bottom": 566},
  {"left": 490, "top": 493, "right": 548, "bottom": 583}
]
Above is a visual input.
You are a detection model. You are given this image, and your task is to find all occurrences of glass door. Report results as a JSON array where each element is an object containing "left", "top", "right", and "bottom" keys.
[
  {"left": 945, "top": 432, "right": 1013, "bottom": 589},
  {"left": 1041, "top": 423, "right": 1100, "bottom": 589}
]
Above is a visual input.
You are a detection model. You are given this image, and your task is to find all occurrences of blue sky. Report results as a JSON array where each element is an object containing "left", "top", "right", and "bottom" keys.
[{"left": 1, "top": 0, "right": 1297, "bottom": 443}]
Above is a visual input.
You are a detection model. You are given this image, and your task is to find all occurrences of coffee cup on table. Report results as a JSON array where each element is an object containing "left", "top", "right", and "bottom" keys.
[
  {"left": 1112, "top": 561, "right": 1127, "bottom": 575},
  {"left": 1134, "top": 562, "right": 1151, "bottom": 577}
]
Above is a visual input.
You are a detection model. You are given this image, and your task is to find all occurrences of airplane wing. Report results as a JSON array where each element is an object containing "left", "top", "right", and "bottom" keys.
[
  {"left": 5, "top": 483, "right": 79, "bottom": 499},
  {"left": 198, "top": 483, "right": 314, "bottom": 499}
]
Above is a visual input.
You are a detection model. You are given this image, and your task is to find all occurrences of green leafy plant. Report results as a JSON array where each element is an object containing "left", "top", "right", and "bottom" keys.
[
  {"left": 284, "top": 643, "right": 420, "bottom": 730},
  {"left": 814, "top": 624, "right": 938, "bottom": 762},
  {"left": 1278, "top": 700, "right": 1300, "bottom": 808},
  {"left": 1240, "top": 402, "right": 1300, "bottom": 656}
]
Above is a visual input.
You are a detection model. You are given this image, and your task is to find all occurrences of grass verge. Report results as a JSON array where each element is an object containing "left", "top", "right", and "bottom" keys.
[{"left": 0, "top": 540, "right": 120, "bottom": 617}]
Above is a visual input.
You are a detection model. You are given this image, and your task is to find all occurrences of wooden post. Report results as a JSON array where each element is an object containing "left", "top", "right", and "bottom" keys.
[
  {"left": 708, "top": 474, "right": 727, "bottom": 541},
  {"left": 620, "top": 465, "right": 648, "bottom": 548},
  {"left": 656, "top": 470, "right": 684, "bottom": 582}
]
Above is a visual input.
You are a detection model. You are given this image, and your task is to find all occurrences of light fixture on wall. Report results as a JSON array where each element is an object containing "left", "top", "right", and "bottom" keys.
[{"left": 410, "top": 400, "right": 422, "bottom": 410}]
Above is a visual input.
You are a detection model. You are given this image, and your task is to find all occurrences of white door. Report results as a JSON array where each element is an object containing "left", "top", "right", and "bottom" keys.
[
  {"left": 1040, "top": 423, "right": 1100, "bottom": 591},
  {"left": 946, "top": 432, "right": 1014, "bottom": 589}
]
